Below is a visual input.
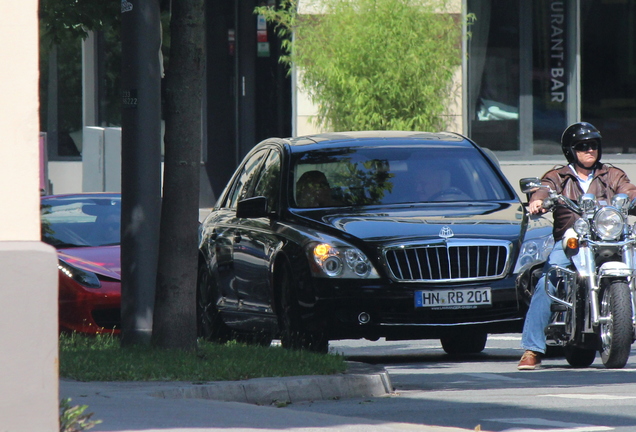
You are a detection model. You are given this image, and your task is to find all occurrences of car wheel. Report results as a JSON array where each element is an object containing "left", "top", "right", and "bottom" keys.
[
  {"left": 440, "top": 332, "right": 487, "bottom": 355},
  {"left": 277, "top": 262, "right": 328, "bottom": 354},
  {"left": 196, "top": 261, "right": 232, "bottom": 343}
]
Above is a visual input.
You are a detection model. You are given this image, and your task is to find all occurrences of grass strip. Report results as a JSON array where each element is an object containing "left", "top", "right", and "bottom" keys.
[{"left": 59, "top": 333, "right": 348, "bottom": 382}]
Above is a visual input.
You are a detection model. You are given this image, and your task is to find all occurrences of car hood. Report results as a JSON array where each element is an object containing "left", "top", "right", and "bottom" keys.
[
  {"left": 295, "top": 202, "right": 525, "bottom": 243},
  {"left": 57, "top": 246, "right": 121, "bottom": 280}
]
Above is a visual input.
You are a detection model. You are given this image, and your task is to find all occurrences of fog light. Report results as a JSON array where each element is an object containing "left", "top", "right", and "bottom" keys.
[{"left": 358, "top": 312, "right": 371, "bottom": 324}]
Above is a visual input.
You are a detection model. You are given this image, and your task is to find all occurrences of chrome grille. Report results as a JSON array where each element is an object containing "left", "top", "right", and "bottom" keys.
[{"left": 384, "top": 240, "right": 511, "bottom": 282}]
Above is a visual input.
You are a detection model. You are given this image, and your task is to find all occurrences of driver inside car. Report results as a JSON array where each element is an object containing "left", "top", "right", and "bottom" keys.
[
  {"left": 296, "top": 170, "right": 340, "bottom": 208},
  {"left": 518, "top": 122, "right": 636, "bottom": 370},
  {"left": 415, "top": 166, "right": 452, "bottom": 201}
]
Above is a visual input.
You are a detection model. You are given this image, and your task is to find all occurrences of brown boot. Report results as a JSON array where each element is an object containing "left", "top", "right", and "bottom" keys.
[{"left": 518, "top": 350, "right": 542, "bottom": 370}]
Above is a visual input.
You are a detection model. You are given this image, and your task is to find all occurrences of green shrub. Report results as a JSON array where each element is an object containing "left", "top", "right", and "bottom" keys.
[{"left": 256, "top": 0, "right": 461, "bottom": 131}]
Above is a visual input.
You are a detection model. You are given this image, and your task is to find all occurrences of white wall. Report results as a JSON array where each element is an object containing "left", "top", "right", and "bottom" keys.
[{"left": 0, "top": 0, "right": 59, "bottom": 430}]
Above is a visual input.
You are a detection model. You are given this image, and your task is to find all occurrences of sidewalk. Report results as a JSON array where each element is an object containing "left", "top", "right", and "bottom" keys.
[{"left": 59, "top": 362, "right": 477, "bottom": 432}]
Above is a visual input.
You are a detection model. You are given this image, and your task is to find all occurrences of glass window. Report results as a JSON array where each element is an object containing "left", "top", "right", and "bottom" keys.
[
  {"left": 226, "top": 149, "right": 268, "bottom": 209},
  {"left": 41, "top": 195, "right": 121, "bottom": 247},
  {"left": 532, "top": 0, "right": 570, "bottom": 154},
  {"left": 467, "top": 0, "right": 521, "bottom": 151},
  {"left": 41, "top": 27, "right": 122, "bottom": 160},
  {"left": 581, "top": 0, "right": 636, "bottom": 154},
  {"left": 253, "top": 150, "right": 281, "bottom": 212},
  {"left": 291, "top": 146, "right": 515, "bottom": 208}
]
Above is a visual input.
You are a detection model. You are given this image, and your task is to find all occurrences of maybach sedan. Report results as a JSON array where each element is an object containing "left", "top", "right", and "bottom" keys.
[{"left": 197, "top": 131, "right": 553, "bottom": 353}]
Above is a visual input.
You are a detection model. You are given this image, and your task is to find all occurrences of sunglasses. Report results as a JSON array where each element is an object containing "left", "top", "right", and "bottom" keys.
[{"left": 573, "top": 141, "right": 599, "bottom": 152}]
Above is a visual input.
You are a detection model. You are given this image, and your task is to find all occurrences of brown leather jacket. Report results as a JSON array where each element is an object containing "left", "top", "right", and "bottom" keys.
[{"left": 531, "top": 163, "right": 636, "bottom": 240}]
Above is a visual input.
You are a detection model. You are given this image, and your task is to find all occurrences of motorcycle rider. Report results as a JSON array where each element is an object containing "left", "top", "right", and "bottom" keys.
[{"left": 518, "top": 122, "right": 636, "bottom": 370}]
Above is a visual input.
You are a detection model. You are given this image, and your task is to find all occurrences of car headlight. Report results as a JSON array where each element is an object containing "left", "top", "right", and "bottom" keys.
[
  {"left": 310, "top": 242, "right": 379, "bottom": 279},
  {"left": 58, "top": 259, "right": 101, "bottom": 288},
  {"left": 593, "top": 207, "right": 624, "bottom": 240},
  {"left": 513, "top": 233, "right": 554, "bottom": 273}
]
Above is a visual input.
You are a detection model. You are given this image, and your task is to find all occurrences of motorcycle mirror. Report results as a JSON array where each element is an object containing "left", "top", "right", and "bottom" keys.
[
  {"left": 612, "top": 193, "right": 630, "bottom": 212},
  {"left": 519, "top": 177, "right": 544, "bottom": 194},
  {"left": 580, "top": 194, "right": 597, "bottom": 213}
]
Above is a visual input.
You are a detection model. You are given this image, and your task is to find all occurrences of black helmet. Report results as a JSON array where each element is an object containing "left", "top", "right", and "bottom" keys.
[{"left": 561, "top": 122, "right": 602, "bottom": 166}]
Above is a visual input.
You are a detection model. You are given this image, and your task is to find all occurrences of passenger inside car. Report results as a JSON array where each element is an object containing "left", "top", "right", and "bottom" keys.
[{"left": 296, "top": 170, "right": 339, "bottom": 208}]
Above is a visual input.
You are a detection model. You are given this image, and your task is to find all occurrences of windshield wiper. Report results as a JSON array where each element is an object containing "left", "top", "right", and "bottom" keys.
[{"left": 50, "top": 242, "right": 91, "bottom": 249}]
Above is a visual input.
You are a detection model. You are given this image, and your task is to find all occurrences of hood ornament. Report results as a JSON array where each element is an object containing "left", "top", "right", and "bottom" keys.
[{"left": 439, "top": 226, "right": 454, "bottom": 239}]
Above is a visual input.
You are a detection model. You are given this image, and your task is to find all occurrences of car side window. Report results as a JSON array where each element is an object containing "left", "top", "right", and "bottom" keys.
[
  {"left": 227, "top": 149, "right": 268, "bottom": 210},
  {"left": 252, "top": 150, "right": 281, "bottom": 212}
]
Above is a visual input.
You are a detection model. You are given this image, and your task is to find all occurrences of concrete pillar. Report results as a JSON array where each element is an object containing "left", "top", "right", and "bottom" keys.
[{"left": 0, "top": 0, "right": 59, "bottom": 430}]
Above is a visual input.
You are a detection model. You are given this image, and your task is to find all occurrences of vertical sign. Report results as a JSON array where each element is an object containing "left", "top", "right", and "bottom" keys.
[
  {"left": 550, "top": 0, "right": 566, "bottom": 104},
  {"left": 257, "top": 14, "right": 270, "bottom": 57}
]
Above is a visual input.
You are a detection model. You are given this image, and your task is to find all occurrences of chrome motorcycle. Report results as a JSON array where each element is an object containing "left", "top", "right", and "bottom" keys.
[{"left": 518, "top": 177, "right": 636, "bottom": 368}]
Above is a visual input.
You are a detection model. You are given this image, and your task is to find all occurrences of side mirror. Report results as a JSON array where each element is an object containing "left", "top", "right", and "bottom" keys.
[
  {"left": 519, "top": 177, "right": 544, "bottom": 195},
  {"left": 236, "top": 196, "right": 269, "bottom": 219}
]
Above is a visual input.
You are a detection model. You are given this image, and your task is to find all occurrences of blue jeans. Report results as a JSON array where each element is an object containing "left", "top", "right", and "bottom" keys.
[{"left": 520, "top": 244, "right": 571, "bottom": 354}]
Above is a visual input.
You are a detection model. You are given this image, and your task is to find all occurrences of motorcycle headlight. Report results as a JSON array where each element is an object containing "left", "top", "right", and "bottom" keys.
[
  {"left": 573, "top": 218, "right": 590, "bottom": 236},
  {"left": 58, "top": 259, "right": 101, "bottom": 288},
  {"left": 593, "top": 207, "right": 624, "bottom": 240},
  {"left": 513, "top": 232, "right": 554, "bottom": 273},
  {"left": 310, "top": 242, "right": 379, "bottom": 279}
]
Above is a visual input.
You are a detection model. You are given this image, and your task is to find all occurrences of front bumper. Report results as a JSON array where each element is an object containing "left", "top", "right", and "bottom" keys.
[{"left": 306, "top": 276, "right": 524, "bottom": 340}]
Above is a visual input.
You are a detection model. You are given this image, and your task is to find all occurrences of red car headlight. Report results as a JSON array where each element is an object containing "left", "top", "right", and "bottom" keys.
[{"left": 58, "top": 259, "right": 101, "bottom": 288}]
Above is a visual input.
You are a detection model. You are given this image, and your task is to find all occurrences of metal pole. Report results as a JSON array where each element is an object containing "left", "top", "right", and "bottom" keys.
[{"left": 120, "top": 0, "right": 162, "bottom": 346}]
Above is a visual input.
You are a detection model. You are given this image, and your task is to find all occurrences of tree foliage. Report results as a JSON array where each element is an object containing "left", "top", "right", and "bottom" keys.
[
  {"left": 256, "top": 0, "right": 461, "bottom": 132},
  {"left": 39, "top": 0, "right": 119, "bottom": 45}
]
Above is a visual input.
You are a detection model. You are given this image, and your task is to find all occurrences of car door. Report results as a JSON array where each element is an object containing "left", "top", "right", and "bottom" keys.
[
  {"left": 209, "top": 148, "right": 269, "bottom": 312},
  {"left": 233, "top": 148, "right": 283, "bottom": 318}
]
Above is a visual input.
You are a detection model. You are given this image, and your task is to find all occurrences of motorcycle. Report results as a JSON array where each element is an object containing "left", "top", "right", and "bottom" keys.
[{"left": 518, "top": 177, "right": 636, "bottom": 368}]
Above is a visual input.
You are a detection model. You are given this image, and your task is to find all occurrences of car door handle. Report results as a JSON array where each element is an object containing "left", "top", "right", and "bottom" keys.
[{"left": 233, "top": 231, "right": 242, "bottom": 243}]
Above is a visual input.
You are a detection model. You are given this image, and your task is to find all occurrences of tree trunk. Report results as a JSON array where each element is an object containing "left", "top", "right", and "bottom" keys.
[{"left": 152, "top": 0, "right": 205, "bottom": 350}]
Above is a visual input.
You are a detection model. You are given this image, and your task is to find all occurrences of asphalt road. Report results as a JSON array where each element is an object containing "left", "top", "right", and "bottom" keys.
[{"left": 281, "top": 334, "right": 636, "bottom": 432}]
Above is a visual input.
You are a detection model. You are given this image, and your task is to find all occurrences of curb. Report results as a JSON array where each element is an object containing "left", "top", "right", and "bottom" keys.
[{"left": 150, "top": 362, "right": 393, "bottom": 405}]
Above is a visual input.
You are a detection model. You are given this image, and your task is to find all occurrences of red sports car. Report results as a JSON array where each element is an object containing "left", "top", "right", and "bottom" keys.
[{"left": 41, "top": 193, "right": 121, "bottom": 335}]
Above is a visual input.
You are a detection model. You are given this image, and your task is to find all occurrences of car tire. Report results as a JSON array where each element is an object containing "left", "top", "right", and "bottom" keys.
[
  {"left": 440, "top": 332, "right": 488, "bottom": 355},
  {"left": 196, "top": 261, "right": 232, "bottom": 343},
  {"left": 276, "top": 262, "right": 328, "bottom": 354}
]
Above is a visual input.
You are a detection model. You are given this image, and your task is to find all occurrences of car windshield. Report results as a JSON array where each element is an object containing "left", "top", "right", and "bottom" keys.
[
  {"left": 41, "top": 196, "right": 121, "bottom": 247},
  {"left": 292, "top": 146, "right": 514, "bottom": 208}
]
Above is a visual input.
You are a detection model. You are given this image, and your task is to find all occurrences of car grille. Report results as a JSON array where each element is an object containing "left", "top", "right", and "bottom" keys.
[{"left": 384, "top": 240, "right": 512, "bottom": 282}]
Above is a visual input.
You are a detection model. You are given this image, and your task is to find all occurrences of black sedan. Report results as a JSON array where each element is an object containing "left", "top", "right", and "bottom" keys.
[{"left": 197, "top": 131, "right": 553, "bottom": 353}]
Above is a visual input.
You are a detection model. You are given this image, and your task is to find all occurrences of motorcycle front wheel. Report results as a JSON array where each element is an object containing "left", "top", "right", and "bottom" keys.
[{"left": 599, "top": 280, "right": 633, "bottom": 369}]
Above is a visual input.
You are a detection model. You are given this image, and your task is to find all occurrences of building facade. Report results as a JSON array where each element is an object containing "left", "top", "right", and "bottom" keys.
[{"left": 43, "top": 0, "right": 636, "bottom": 199}]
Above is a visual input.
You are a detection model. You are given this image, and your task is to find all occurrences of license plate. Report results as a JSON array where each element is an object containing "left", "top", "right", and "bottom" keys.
[{"left": 415, "top": 288, "right": 492, "bottom": 308}]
